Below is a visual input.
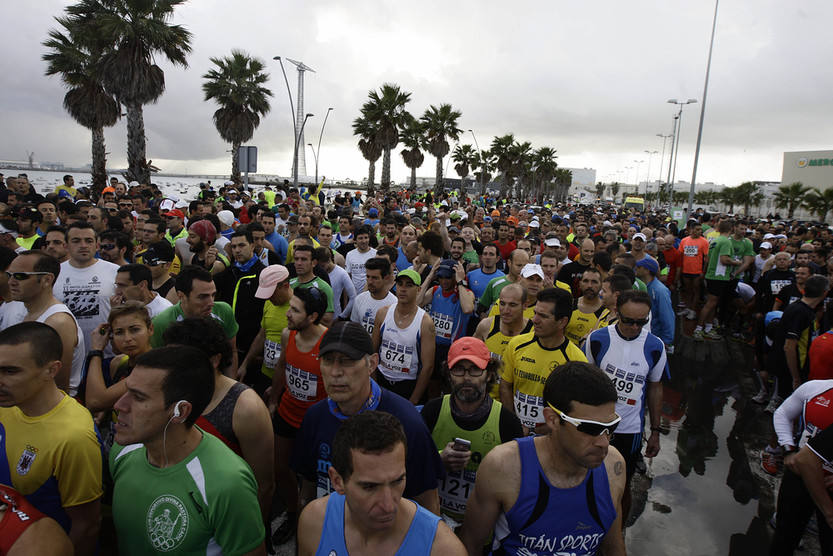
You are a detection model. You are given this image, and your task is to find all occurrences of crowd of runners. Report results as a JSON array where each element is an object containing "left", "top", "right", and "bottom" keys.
[{"left": 0, "top": 171, "right": 830, "bottom": 554}]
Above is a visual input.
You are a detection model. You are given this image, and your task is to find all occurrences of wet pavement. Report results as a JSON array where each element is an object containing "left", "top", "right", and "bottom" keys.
[{"left": 625, "top": 333, "right": 819, "bottom": 555}]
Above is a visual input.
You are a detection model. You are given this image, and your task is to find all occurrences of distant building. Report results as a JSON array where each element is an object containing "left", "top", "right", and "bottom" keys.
[
  {"left": 564, "top": 167, "right": 596, "bottom": 190},
  {"left": 781, "top": 150, "right": 833, "bottom": 191}
]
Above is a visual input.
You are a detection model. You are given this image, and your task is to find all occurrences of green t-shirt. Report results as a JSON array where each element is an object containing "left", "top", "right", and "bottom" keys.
[
  {"left": 479, "top": 275, "right": 511, "bottom": 310},
  {"left": 290, "top": 276, "right": 335, "bottom": 313},
  {"left": 261, "top": 300, "right": 290, "bottom": 379},
  {"left": 705, "top": 235, "right": 734, "bottom": 281},
  {"left": 150, "top": 301, "right": 239, "bottom": 348},
  {"left": 110, "top": 431, "right": 264, "bottom": 555},
  {"left": 634, "top": 278, "right": 647, "bottom": 292},
  {"left": 463, "top": 250, "right": 479, "bottom": 265}
]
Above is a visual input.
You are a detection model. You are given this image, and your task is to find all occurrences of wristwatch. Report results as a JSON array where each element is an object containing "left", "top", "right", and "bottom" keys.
[{"left": 88, "top": 350, "right": 104, "bottom": 359}]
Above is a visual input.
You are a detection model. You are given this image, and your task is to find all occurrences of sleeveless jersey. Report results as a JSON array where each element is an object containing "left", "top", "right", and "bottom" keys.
[
  {"left": 431, "top": 396, "right": 503, "bottom": 523},
  {"left": 37, "top": 304, "right": 86, "bottom": 397},
  {"left": 565, "top": 300, "right": 608, "bottom": 345},
  {"left": 484, "top": 317, "right": 533, "bottom": 401},
  {"left": 378, "top": 303, "right": 425, "bottom": 382},
  {"left": 197, "top": 382, "right": 248, "bottom": 456},
  {"left": 260, "top": 300, "right": 289, "bottom": 379},
  {"left": 584, "top": 325, "right": 668, "bottom": 434},
  {"left": 0, "top": 484, "right": 47, "bottom": 554},
  {"left": 501, "top": 334, "right": 587, "bottom": 429},
  {"left": 317, "top": 493, "right": 439, "bottom": 556},
  {"left": 278, "top": 330, "right": 326, "bottom": 429},
  {"left": 429, "top": 287, "right": 471, "bottom": 346},
  {"left": 492, "top": 436, "right": 616, "bottom": 556}
]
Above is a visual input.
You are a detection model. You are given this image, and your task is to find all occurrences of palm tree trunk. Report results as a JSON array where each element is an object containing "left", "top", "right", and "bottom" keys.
[
  {"left": 410, "top": 166, "right": 417, "bottom": 190},
  {"left": 231, "top": 142, "right": 241, "bottom": 181},
  {"left": 459, "top": 176, "right": 466, "bottom": 199},
  {"left": 500, "top": 173, "right": 509, "bottom": 200},
  {"left": 433, "top": 156, "right": 443, "bottom": 197},
  {"left": 381, "top": 148, "right": 391, "bottom": 194},
  {"left": 125, "top": 102, "right": 149, "bottom": 185},
  {"left": 367, "top": 160, "right": 376, "bottom": 197},
  {"left": 90, "top": 126, "right": 107, "bottom": 195},
  {"left": 479, "top": 173, "right": 487, "bottom": 198}
]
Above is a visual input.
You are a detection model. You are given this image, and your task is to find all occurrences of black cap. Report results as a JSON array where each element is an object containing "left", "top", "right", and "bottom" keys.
[
  {"left": 142, "top": 241, "right": 175, "bottom": 265},
  {"left": 319, "top": 321, "right": 374, "bottom": 360},
  {"left": 15, "top": 206, "right": 42, "bottom": 222}
]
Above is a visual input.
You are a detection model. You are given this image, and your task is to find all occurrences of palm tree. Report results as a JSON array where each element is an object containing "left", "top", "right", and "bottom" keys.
[
  {"left": 594, "top": 182, "right": 606, "bottom": 200},
  {"left": 73, "top": 0, "right": 192, "bottom": 185},
  {"left": 533, "top": 147, "right": 558, "bottom": 201},
  {"left": 399, "top": 114, "right": 425, "bottom": 191},
  {"left": 490, "top": 134, "right": 515, "bottom": 199},
  {"left": 610, "top": 182, "right": 620, "bottom": 202},
  {"left": 473, "top": 148, "right": 495, "bottom": 197},
  {"left": 718, "top": 187, "right": 740, "bottom": 214},
  {"left": 774, "top": 182, "right": 810, "bottom": 219},
  {"left": 509, "top": 141, "right": 533, "bottom": 200},
  {"left": 421, "top": 104, "right": 462, "bottom": 197},
  {"left": 361, "top": 84, "right": 411, "bottom": 193},
  {"left": 452, "top": 144, "right": 477, "bottom": 197},
  {"left": 202, "top": 50, "right": 272, "bottom": 182},
  {"left": 553, "top": 168, "right": 573, "bottom": 202},
  {"left": 732, "top": 181, "right": 764, "bottom": 216},
  {"left": 803, "top": 187, "right": 833, "bottom": 222},
  {"left": 43, "top": 11, "right": 119, "bottom": 193},
  {"left": 353, "top": 113, "right": 382, "bottom": 197}
]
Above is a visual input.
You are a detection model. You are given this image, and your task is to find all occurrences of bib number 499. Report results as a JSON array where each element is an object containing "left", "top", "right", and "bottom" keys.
[{"left": 612, "top": 378, "right": 633, "bottom": 394}]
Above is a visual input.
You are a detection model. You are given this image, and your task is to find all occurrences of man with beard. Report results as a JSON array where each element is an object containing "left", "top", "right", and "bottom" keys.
[
  {"left": 477, "top": 249, "right": 529, "bottom": 316},
  {"left": 381, "top": 217, "right": 399, "bottom": 247},
  {"left": 460, "top": 361, "right": 626, "bottom": 555},
  {"left": 259, "top": 211, "right": 288, "bottom": 264},
  {"left": 495, "top": 221, "right": 516, "bottom": 261},
  {"left": 162, "top": 208, "right": 187, "bottom": 247},
  {"left": 290, "top": 244, "right": 334, "bottom": 327},
  {"left": 774, "top": 263, "right": 811, "bottom": 311},
  {"left": 185, "top": 219, "right": 228, "bottom": 274},
  {"left": 15, "top": 206, "right": 43, "bottom": 251},
  {"left": 558, "top": 237, "right": 596, "bottom": 298},
  {"left": 420, "top": 337, "right": 523, "bottom": 528},
  {"left": 286, "top": 215, "right": 320, "bottom": 264},
  {"left": 345, "top": 226, "right": 377, "bottom": 293},
  {"left": 466, "top": 243, "right": 504, "bottom": 301},
  {"left": 42, "top": 225, "right": 69, "bottom": 263},
  {"left": 565, "top": 268, "right": 608, "bottom": 345},
  {"left": 98, "top": 231, "right": 132, "bottom": 267}
]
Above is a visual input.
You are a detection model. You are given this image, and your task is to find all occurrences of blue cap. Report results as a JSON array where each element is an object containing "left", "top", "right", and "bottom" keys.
[
  {"left": 765, "top": 311, "right": 783, "bottom": 327},
  {"left": 635, "top": 257, "right": 659, "bottom": 275},
  {"left": 368, "top": 208, "right": 378, "bottom": 217},
  {"left": 484, "top": 215, "right": 493, "bottom": 222},
  {"left": 436, "top": 259, "right": 457, "bottom": 278}
]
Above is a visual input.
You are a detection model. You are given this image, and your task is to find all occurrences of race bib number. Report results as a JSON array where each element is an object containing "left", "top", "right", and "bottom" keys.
[
  {"left": 514, "top": 391, "right": 544, "bottom": 428},
  {"left": 684, "top": 245, "right": 698, "bottom": 256},
  {"left": 263, "top": 339, "right": 281, "bottom": 369},
  {"left": 432, "top": 312, "right": 454, "bottom": 339},
  {"left": 285, "top": 364, "right": 318, "bottom": 401},
  {"left": 439, "top": 469, "right": 476, "bottom": 517},
  {"left": 380, "top": 339, "right": 413, "bottom": 374},
  {"left": 360, "top": 311, "right": 375, "bottom": 333},
  {"left": 604, "top": 363, "right": 645, "bottom": 406}
]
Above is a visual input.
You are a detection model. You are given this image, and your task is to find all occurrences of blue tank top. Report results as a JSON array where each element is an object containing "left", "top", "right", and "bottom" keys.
[
  {"left": 317, "top": 492, "right": 440, "bottom": 555},
  {"left": 430, "top": 287, "right": 471, "bottom": 346},
  {"left": 492, "top": 436, "right": 616, "bottom": 556}
]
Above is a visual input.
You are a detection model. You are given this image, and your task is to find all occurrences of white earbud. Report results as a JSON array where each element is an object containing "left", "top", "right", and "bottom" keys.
[{"left": 173, "top": 400, "right": 186, "bottom": 418}]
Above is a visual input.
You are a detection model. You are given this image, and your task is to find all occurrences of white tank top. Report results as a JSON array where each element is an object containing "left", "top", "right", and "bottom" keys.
[
  {"left": 377, "top": 302, "right": 425, "bottom": 382},
  {"left": 38, "top": 304, "right": 86, "bottom": 397}
]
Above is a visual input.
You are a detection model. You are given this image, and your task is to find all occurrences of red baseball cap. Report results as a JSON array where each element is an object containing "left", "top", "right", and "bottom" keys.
[
  {"left": 164, "top": 209, "right": 185, "bottom": 219},
  {"left": 447, "top": 337, "right": 491, "bottom": 370}
]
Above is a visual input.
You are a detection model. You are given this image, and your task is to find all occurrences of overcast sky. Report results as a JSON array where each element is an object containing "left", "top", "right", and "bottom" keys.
[{"left": 3, "top": 0, "right": 833, "bottom": 188}]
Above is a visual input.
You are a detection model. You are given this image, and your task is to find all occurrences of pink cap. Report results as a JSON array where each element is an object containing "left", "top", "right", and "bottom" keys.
[
  {"left": 448, "top": 337, "right": 491, "bottom": 370},
  {"left": 256, "top": 265, "right": 290, "bottom": 299}
]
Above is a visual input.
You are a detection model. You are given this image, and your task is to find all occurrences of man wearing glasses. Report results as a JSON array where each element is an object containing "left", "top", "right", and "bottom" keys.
[
  {"left": 584, "top": 289, "right": 668, "bottom": 520},
  {"left": 461, "top": 361, "right": 626, "bottom": 555},
  {"left": 420, "top": 337, "right": 522, "bottom": 529}
]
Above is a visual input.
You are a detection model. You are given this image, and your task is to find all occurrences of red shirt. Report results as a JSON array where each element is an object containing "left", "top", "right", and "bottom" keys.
[
  {"left": 496, "top": 240, "right": 517, "bottom": 261},
  {"left": 278, "top": 330, "right": 326, "bottom": 428},
  {"left": 810, "top": 331, "right": 833, "bottom": 380},
  {"left": 662, "top": 247, "right": 682, "bottom": 285}
]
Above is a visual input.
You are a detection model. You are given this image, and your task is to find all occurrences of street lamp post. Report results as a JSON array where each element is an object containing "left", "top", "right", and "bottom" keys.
[
  {"left": 273, "top": 56, "right": 298, "bottom": 181},
  {"left": 308, "top": 107, "right": 333, "bottom": 185},
  {"left": 656, "top": 133, "right": 672, "bottom": 197},
  {"left": 666, "top": 99, "right": 698, "bottom": 203},
  {"left": 293, "top": 113, "right": 314, "bottom": 187},
  {"left": 633, "top": 160, "right": 644, "bottom": 192},
  {"left": 468, "top": 129, "right": 486, "bottom": 195},
  {"left": 643, "top": 150, "right": 658, "bottom": 195},
  {"left": 688, "top": 0, "right": 720, "bottom": 217}
]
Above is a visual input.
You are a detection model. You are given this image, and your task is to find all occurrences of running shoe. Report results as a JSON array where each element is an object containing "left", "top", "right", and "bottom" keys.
[
  {"left": 692, "top": 328, "right": 705, "bottom": 341},
  {"left": 686, "top": 309, "right": 698, "bottom": 320},
  {"left": 752, "top": 387, "right": 769, "bottom": 404},
  {"left": 676, "top": 308, "right": 688, "bottom": 316},
  {"left": 761, "top": 447, "right": 782, "bottom": 475},
  {"left": 765, "top": 394, "right": 784, "bottom": 413},
  {"left": 704, "top": 328, "right": 723, "bottom": 340}
]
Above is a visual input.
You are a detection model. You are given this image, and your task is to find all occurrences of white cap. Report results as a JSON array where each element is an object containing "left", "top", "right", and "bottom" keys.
[
  {"left": 520, "top": 263, "right": 545, "bottom": 279},
  {"left": 174, "top": 199, "right": 189, "bottom": 209},
  {"left": 603, "top": 220, "right": 612, "bottom": 227},
  {"left": 223, "top": 180, "right": 234, "bottom": 186},
  {"left": 545, "top": 237, "right": 561, "bottom": 247},
  {"left": 760, "top": 241, "right": 773, "bottom": 249},
  {"left": 159, "top": 199, "right": 175, "bottom": 213},
  {"left": 632, "top": 233, "right": 647, "bottom": 241},
  {"left": 528, "top": 220, "right": 540, "bottom": 228},
  {"left": 128, "top": 180, "right": 139, "bottom": 187},
  {"left": 217, "top": 210, "right": 235, "bottom": 227},
  {"left": 763, "top": 233, "right": 775, "bottom": 240}
]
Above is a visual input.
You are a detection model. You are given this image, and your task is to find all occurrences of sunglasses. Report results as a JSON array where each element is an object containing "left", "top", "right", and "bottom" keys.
[
  {"left": 548, "top": 404, "right": 621, "bottom": 436},
  {"left": 619, "top": 316, "right": 650, "bottom": 326},
  {"left": 100, "top": 244, "right": 116, "bottom": 250},
  {"left": 5, "top": 271, "right": 51, "bottom": 281}
]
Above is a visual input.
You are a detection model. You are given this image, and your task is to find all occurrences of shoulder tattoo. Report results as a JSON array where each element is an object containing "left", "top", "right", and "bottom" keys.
[{"left": 614, "top": 460, "right": 624, "bottom": 476}]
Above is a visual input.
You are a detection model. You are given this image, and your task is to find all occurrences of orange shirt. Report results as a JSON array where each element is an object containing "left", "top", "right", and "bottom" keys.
[
  {"left": 278, "top": 330, "right": 326, "bottom": 428},
  {"left": 679, "top": 236, "right": 710, "bottom": 275}
]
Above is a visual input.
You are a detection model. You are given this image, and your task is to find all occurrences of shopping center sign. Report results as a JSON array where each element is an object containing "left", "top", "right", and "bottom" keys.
[{"left": 797, "top": 157, "right": 833, "bottom": 168}]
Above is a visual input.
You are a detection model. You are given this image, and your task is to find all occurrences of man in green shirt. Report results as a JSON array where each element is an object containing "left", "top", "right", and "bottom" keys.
[
  {"left": 477, "top": 249, "right": 529, "bottom": 315},
  {"left": 694, "top": 219, "right": 741, "bottom": 340},
  {"left": 151, "top": 265, "right": 239, "bottom": 375},
  {"left": 110, "top": 346, "right": 265, "bottom": 556},
  {"left": 290, "top": 244, "right": 334, "bottom": 326}
]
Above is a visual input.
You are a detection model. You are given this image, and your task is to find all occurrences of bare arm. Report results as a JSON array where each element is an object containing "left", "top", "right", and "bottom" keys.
[
  {"left": 418, "top": 274, "right": 436, "bottom": 308},
  {"left": 645, "top": 381, "right": 663, "bottom": 458},
  {"left": 413, "top": 489, "right": 440, "bottom": 516},
  {"left": 66, "top": 499, "right": 101, "bottom": 556},
  {"left": 784, "top": 338, "right": 801, "bottom": 388},
  {"left": 45, "top": 312, "right": 77, "bottom": 392},
  {"left": 268, "top": 329, "right": 290, "bottom": 411},
  {"left": 788, "top": 445, "right": 833, "bottom": 530},
  {"left": 500, "top": 380, "right": 515, "bottom": 415},
  {"left": 234, "top": 390, "right": 276, "bottom": 521},
  {"left": 429, "top": 520, "right": 467, "bottom": 556},
  {"left": 226, "top": 335, "right": 238, "bottom": 378},
  {"left": 8, "top": 516, "right": 73, "bottom": 556},
  {"left": 473, "top": 316, "right": 491, "bottom": 341},
  {"left": 298, "top": 478, "right": 316, "bottom": 511},
  {"left": 460, "top": 444, "right": 515, "bottom": 555},
  {"left": 410, "top": 314, "right": 436, "bottom": 404},
  {"left": 297, "top": 498, "right": 327, "bottom": 556},
  {"left": 459, "top": 286, "right": 475, "bottom": 315},
  {"left": 598, "top": 448, "right": 627, "bottom": 556},
  {"left": 320, "top": 312, "right": 334, "bottom": 327},
  {"left": 85, "top": 355, "right": 128, "bottom": 412},
  {"left": 371, "top": 305, "right": 389, "bottom": 353},
  {"left": 239, "top": 327, "right": 266, "bottom": 380}
]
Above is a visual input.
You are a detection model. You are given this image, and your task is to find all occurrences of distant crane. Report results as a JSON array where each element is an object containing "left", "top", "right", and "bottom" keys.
[
  {"left": 25, "top": 151, "right": 35, "bottom": 169},
  {"left": 285, "top": 58, "right": 315, "bottom": 178}
]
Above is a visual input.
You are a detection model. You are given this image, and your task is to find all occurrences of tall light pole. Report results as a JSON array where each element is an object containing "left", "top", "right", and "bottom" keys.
[
  {"left": 667, "top": 99, "right": 697, "bottom": 201},
  {"left": 643, "top": 150, "right": 658, "bottom": 194},
  {"left": 468, "top": 129, "right": 486, "bottom": 195},
  {"left": 656, "top": 133, "right": 672, "bottom": 196},
  {"left": 293, "top": 113, "right": 314, "bottom": 187},
  {"left": 273, "top": 56, "right": 297, "bottom": 180},
  {"left": 308, "top": 107, "right": 333, "bottom": 184},
  {"left": 633, "top": 160, "right": 644, "bottom": 191},
  {"left": 688, "top": 0, "right": 720, "bottom": 217}
]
